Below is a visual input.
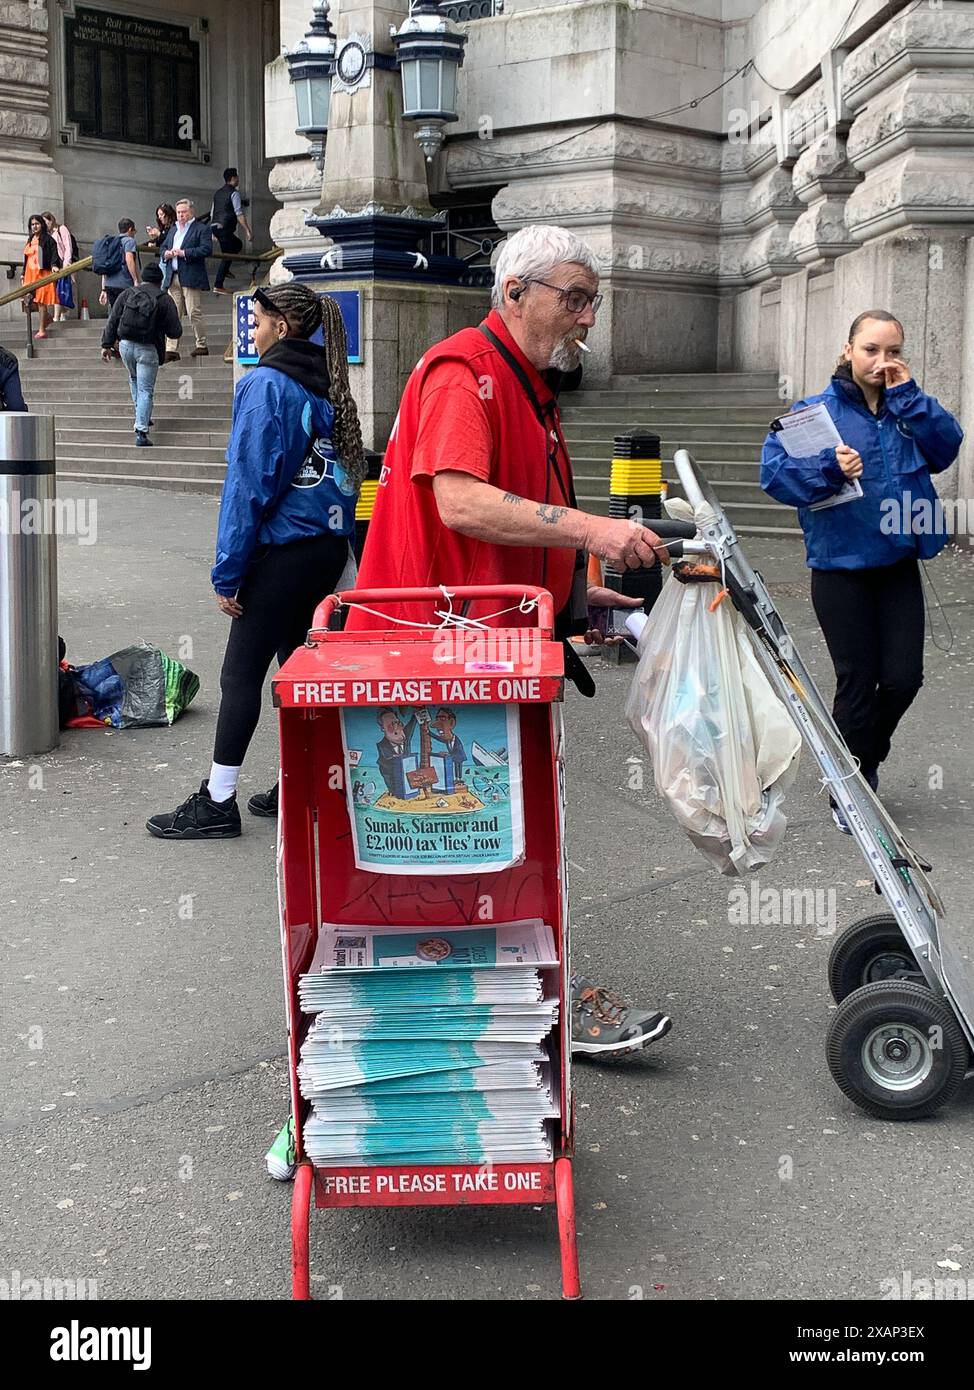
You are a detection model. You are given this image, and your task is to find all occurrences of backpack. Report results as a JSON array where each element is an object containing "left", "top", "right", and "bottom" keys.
[
  {"left": 68, "top": 231, "right": 80, "bottom": 263},
  {"left": 91, "top": 234, "right": 124, "bottom": 276},
  {"left": 117, "top": 286, "right": 158, "bottom": 343}
]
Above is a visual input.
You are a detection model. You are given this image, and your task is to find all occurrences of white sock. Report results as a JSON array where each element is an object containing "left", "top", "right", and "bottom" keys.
[{"left": 207, "top": 762, "right": 241, "bottom": 803}]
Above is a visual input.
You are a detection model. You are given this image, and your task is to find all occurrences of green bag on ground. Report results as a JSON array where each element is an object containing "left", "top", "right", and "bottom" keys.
[{"left": 70, "top": 641, "right": 200, "bottom": 728}]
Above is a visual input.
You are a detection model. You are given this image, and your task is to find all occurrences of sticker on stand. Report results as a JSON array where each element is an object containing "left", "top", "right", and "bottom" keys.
[{"left": 340, "top": 702, "right": 524, "bottom": 874}]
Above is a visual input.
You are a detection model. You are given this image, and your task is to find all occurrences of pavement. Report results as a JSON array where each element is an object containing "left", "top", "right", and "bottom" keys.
[{"left": 2, "top": 481, "right": 974, "bottom": 1302}]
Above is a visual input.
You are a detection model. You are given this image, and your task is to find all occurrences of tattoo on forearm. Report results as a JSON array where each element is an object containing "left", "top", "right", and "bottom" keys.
[
  {"left": 536, "top": 504, "right": 568, "bottom": 526},
  {"left": 502, "top": 492, "right": 524, "bottom": 505}
]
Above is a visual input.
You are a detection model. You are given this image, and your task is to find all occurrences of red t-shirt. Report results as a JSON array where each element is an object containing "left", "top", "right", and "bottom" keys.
[{"left": 346, "top": 311, "right": 576, "bottom": 631}]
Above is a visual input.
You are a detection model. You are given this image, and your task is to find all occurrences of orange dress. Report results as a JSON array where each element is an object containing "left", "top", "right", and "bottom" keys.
[{"left": 23, "top": 238, "right": 57, "bottom": 306}]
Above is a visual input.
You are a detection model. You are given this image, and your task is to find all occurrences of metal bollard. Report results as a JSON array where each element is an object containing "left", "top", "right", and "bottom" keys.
[
  {"left": 604, "top": 427, "right": 664, "bottom": 614},
  {"left": 0, "top": 414, "right": 59, "bottom": 756},
  {"left": 353, "top": 450, "right": 384, "bottom": 562}
]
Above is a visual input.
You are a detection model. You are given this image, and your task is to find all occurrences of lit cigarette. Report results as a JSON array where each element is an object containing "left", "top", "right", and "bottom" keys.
[{"left": 573, "top": 339, "right": 590, "bottom": 353}]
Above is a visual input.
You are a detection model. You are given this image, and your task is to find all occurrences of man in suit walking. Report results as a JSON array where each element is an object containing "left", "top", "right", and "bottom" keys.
[{"left": 161, "top": 197, "right": 212, "bottom": 360}]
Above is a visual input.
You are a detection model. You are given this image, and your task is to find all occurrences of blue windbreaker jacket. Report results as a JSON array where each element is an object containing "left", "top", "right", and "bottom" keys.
[
  {"left": 211, "top": 339, "right": 357, "bottom": 596},
  {"left": 760, "top": 370, "right": 963, "bottom": 570}
]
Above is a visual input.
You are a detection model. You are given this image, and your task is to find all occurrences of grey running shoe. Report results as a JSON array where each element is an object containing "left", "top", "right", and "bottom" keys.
[
  {"left": 830, "top": 798, "right": 852, "bottom": 835},
  {"left": 571, "top": 975, "right": 672, "bottom": 1058}
]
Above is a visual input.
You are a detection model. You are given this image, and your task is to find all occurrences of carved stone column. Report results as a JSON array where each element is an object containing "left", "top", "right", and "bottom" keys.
[
  {"left": 842, "top": 5, "right": 974, "bottom": 244},
  {"left": 449, "top": 122, "right": 724, "bottom": 384},
  {"left": 789, "top": 133, "right": 862, "bottom": 270},
  {"left": 840, "top": 3, "right": 974, "bottom": 518},
  {"left": 0, "top": 0, "right": 63, "bottom": 315}
]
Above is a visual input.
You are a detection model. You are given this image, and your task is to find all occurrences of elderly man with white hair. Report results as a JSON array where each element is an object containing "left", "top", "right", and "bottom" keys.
[
  {"left": 160, "top": 197, "right": 213, "bottom": 360},
  {"left": 348, "top": 224, "right": 673, "bottom": 1060}
]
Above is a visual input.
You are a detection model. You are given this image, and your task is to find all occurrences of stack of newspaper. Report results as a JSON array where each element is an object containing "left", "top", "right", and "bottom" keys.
[{"left": 297, "top": 920, "right": 560, "bottom": 1165}]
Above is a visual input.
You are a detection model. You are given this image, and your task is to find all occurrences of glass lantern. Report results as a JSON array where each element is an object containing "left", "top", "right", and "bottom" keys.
[
  {"left": 391, "top": 0, "right": 467, "bottom": 161},
  {"left": 286, "top": 0, "right": 337, "bottom": 171}
]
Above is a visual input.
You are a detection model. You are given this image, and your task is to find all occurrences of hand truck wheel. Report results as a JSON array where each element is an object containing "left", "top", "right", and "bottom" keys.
[
  {"left": 827, "top": 913, "right": 924, "bottom": 1003},
  {"left": 825, "top": 981, "right": 969, "bottom": 1121}
]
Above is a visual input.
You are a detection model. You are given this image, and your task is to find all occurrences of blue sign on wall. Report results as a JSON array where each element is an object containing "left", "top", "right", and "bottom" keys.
[
  {"left": 236, "top": 289, "right": 363, "bottom": 365},
  {"left": 312, "top": 290, "right": 363, "bottom": 364},
  {"left": 234, "top": 293, "right": 258, "bottom": 365}
]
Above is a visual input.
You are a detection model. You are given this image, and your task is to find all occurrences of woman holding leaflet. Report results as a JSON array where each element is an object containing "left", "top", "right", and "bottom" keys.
[{"left": 760, "top": 310, "right": 963, "bottom": 833}]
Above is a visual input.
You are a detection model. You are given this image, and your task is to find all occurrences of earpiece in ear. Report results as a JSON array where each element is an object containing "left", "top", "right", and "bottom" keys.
[{"left": 509, "top": 286, "right": 522, "bottom": 301}]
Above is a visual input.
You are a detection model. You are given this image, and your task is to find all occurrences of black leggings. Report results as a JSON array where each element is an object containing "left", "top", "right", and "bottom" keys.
[
  {"left": 213, "top": 533, "right": 348, "bottom": 766},
  {"left": 810, "top": 557, "right": 925, "bottom": 780}
]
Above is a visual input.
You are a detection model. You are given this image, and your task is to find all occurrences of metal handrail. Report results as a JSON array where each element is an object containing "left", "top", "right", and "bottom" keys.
[
  {"left": 0, "top": 256, "right": 95, "bottom": 308},
  {"left": 0, "top": 244, "right": 281, "bottom": 308},
  {"left": 0, "top": 245, "right": 282, "bottom": 358}
]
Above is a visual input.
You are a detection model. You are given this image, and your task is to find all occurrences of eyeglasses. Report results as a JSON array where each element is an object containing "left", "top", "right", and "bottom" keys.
[{"left": 523, "top": 279, "right": 603, "bottom": 315}]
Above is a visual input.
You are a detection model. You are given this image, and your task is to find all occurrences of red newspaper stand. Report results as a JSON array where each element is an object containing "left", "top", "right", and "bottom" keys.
[{"left": 272, "top": 586, "right": 580, "bottom": 1299}]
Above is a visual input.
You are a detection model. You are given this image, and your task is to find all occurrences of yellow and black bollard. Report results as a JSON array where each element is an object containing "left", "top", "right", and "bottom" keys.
[
  {"left": 353, "top": 451, "right": 384, "bottom": 562},
  {"left": 604, "top": 428, "right": 664, "bottom": 615}
]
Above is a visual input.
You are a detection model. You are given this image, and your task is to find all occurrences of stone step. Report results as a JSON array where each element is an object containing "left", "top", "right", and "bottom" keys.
[
  {"left": 58, "top": 427, "right": 229, "bottom": 448},
  {"left": 15, "top": 348, "right": 232, "bottom": 364},
  {"left": 716, "top": 501, "right": 801, "bottom": 532},
  {"left": 561, "top": 408, "right": 770, "bottom": 429},
  {"left": 55, "top": 441, "right": 226, "bottom": 464},
  {"left": 3, "top": 307, "right": 235, "bottom": 326},
  {"left": 58, "top": 469, "right": 223, "bottom": 496},
  {"left": 568, "top": 389, "right": 784, "bottom": 408},
  {"left": 1, "top": 322, "right": 234, "bottom": 347},
  {"left": 570, "top": 441, "right": 761, "bottom": 463},
  {"left": 35, "top": 404, "right": 231, "bottom": 421},
  {"left": 564, "top": 430, "right": 768, "bottom": 452},
  {"left": 23, "top": 377, "right": 230, "bottom": 389},
  {"left": 15, "top": 321, "right": 235, "bottom": 337},
  {"left": 608, "top": 371, "right": 779, "bottom": 390},
  {"left": 573, "top": 485, "right": 800, "bottom": 534},
  {"left": 562, "top": 407, "right": 778, "bottom": 427},
  {"left": 575, "top": 459, "right": 763, "bottom": 486},
  {"left": 57, "top": 450, "right": 226, "bottom": 478}
]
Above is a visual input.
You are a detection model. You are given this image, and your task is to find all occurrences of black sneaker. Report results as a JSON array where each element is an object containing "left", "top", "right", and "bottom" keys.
[
  {"left": 571, "top": 975, "right": 672, "bottom": 1059},
  {"left": 146, "top": 781, "right": 241, "bottom": 840},
  {"left": 135, "top": 431, "right": 152, "bottom": 447},
  {"left": 247, "top": 783, "right": 279, "bottom": 818}
]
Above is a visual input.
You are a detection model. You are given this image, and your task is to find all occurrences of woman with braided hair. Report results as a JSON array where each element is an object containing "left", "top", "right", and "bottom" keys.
[{"left": 148, "top": 281, "right": 364, "bottom": 839}]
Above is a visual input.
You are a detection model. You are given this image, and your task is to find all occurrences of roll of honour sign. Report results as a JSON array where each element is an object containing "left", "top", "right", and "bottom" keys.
[{"left": 64, "top": 6, "right": 202, "bottom": 151}]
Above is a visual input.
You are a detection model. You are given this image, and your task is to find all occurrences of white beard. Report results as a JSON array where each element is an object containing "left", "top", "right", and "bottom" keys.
[{"left": 549, "top": 336, "right": 581, "bottom": 372}]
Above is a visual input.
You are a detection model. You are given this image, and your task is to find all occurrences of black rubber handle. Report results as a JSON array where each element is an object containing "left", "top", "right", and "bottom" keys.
[{"left": 645, "top": 518, "right": 696, "bottom": 539}]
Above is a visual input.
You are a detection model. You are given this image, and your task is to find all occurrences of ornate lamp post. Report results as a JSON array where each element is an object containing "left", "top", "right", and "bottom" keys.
[
  {"left": 391, "top": 0, "right": 467, "bottom": 162},
  {"left": 285, "top": 0, "right": 337, "bottom": 174}
]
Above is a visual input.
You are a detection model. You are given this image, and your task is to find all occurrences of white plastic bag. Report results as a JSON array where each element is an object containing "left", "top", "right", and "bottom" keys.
[{"left": 625, "top": 574, "right": 801, "bottom": 876}]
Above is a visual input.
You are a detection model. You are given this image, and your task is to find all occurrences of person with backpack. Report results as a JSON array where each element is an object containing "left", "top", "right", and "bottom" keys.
[
  {"left": 100, "top": 263, "right": 182, "bottom": 447},
  {"left": 211, "top": 168, "right": 253, "bottom": 294},
  {"left": 146, "top": 285, "right": 364, "bottom": 839},
  {"left": 0, "top": 344, "right": 27, "bottom": 411},
  {"left": 22, "top": 213, "right": 61, "bottom": 340},
  {"left": 42, "top": 212, "right": 78, "bottom": 322},
  {"left": 94, "top": 218, "right": 140, "bottom": 310}
]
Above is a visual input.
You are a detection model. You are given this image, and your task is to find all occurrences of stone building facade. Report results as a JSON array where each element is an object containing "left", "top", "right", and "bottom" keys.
[
  {"left": 262, "top": 0, "right": 973, "bottom": 503},
  {"left": 3, "top": 1, "right": 972, "bottom": 502},
  {"left": 0, "top": 0, "right": 279, "bottom": 305}
]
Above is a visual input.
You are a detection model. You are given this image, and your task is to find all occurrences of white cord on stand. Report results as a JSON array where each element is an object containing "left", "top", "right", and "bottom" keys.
[{"left": 338, "top": 585, "right": 541, "bottom": 632}]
